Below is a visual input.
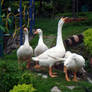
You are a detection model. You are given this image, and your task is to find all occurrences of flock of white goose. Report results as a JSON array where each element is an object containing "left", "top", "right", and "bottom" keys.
[{"left": 17, "top": 17, "right": 85, "bottom": 82}]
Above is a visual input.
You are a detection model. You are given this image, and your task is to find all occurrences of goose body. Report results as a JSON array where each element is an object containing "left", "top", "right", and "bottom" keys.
[
  {"left": 34, "top": 29, "right": 48, "bottom": 56},
  {"left": 64, "top": 52, "right": 85, "bottom": 72},
  {"left": 64, "top": 51, "right": 85, "bottom": 81},
  {"left": 33, "top": 45, "right": 65, "bottom": 66},
  {"left": 17, "top": 45, "right": 33, "bottom": 60},
  {"left": 32, "top": 18, "right": 68, "bottom": 77},
  {"left": 34, "top": 29, "right": 48, "bottom": 68},
  {"left": 17, "top": 28, "right": 33, "bottom": 69}
]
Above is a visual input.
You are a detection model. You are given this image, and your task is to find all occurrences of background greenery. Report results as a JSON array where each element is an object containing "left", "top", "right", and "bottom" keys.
[{"left": 83, "top": 28, "right": 92, "bottom": 56}]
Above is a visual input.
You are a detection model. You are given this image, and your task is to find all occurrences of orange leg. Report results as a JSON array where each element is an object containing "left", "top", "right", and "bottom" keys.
[
  {"left": 18, "top": 57, "right": 22, "bottom": 70},
  {"left": 34, "top": 61, "right": 40, "bottom": 69},
  {"left": 64, "top": 66, "right": 70, "bottom": 81},
  {"left": 72, "top": 72, "right": 78, "bottom": 82},
  {"left": 49, "top": 67, "right": 57, "bottom": 78},
  {"left": 18, "top": 58, "right": 20, "bottom": 68},
  {"left": 53, "top": 72, "right": 57, "bottom": 75},
  {"left": 26, "top": 58, "right": 31, "bottom": 69}
]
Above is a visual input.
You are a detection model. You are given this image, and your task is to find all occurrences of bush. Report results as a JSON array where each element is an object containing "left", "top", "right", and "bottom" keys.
[
  {"left": 35, "top": 1, "right": 53, "bottom": 17},
  {"left": 83, "top": 28, "right": 92, "bottom": 56},
  {"left": 0, "top": 60, "right": 22, "bottom": 92},
  {"left": 19, "top": 72, "right": 37, "bottom": 85},
  {"left": 52, "top": 0, "right": 72, "bottom": 14},
  {"left": 9, "top": 84, "right": 36, "bottom": 92}
]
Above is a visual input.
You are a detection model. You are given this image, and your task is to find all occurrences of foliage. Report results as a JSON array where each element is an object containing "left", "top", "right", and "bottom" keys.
[
  {"left": 0, "top": 60, "right": 22, "bottom": 92},
  {"left": 9, "top": 1, "right": 29, "bottom": 13},
  {"left": 83, "top": 28, "right": 92, "bottom": 56},
  {"left": 34, "top": 17, "right": 89, "bottom": 39},
  {"left": 35, "top": 1, "right": 53, "bottom": 17},
  {"left": 2, "top": 0, "right": 92, "bottom": 18},
  {"left": 19, "top": 72, "right": 37, "bottom": 85},
  {"left": 85, "top": 60, "right": 92, "bottom": 72},
  {"left": 19, "top": 71, "right": 56, "bottom": 92},
  {"left": 9, "top": 84, "right": 36, "bottom": 92},
  {"left": 0, "top": 13, "right": 12, "bottom": 33},
  {"left": 52, "top": 0, "right": 72, "bottom": 14},
  {"left": 41, "top": 1, "right": 53, "bottom": 17},
  {"left": 0, "top": 24, "right": 5, "bottom": 32}
]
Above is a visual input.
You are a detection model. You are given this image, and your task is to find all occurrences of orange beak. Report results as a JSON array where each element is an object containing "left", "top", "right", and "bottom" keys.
[
  {"left": 34, "top": 30, "right": 38, "bottom": 34},
  {"left": 24, "top": 28, "right": 28, "bottom": 31},
  {"left": 62, "top": 17, "right": 69, "bottom": 22}
]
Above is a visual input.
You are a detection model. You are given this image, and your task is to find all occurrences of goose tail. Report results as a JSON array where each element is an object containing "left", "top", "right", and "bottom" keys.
[{"left": 32, "top": 57, "right": 39, "bottom": 61}]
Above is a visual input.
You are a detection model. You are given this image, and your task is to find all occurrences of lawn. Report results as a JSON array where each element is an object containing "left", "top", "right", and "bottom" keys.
[{"left": 0, "top": 12, "right": 92, "bottom": 92}]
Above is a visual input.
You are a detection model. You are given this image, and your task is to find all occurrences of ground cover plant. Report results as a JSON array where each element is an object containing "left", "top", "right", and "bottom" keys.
[
  {"left": 83, "top": 28, "right": 92, "bottom": 56},
  {"left": 9, "top": 84, "right": 36, "bottom": 92}
]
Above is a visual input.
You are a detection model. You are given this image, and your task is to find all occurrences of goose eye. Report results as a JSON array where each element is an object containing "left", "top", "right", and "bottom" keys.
[{"left": 66, "top": 63, "right": 68, "bottom": 66}]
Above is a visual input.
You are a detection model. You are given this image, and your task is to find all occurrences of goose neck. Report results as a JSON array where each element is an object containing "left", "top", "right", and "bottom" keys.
[
  {"left": 38, "top": 33, "right": 44, "bottom": 45},
  {"left": 24, "top": 33, "right": 29, "bottom": 45},
  {"left": 56, "top": 21, "right": 64, "bottom": 46}
]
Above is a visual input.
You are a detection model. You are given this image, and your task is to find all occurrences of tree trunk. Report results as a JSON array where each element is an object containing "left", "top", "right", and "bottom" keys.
[
  {"left": 76, "top": 0, "right": 79, "bottom": 17},
  {"left": 0, "top": 0, "right": 4, "bottom": 57},
  {"left": 39, "top": 0, "right": 42, "bottom": 15},
  {"left": 72, "top": 0, "right": 76, "bottom": 18}
]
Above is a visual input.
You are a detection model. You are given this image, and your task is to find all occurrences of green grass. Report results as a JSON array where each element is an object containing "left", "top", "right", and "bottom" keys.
[
  {"left": 31, "top": 15, "right": 92, "bottom": 49},
  {"left": 1, "top": 12, "right": 92, "bottom": 92},
  {"left": 34, "top": 16, "right": 92, "bottom": 40}
]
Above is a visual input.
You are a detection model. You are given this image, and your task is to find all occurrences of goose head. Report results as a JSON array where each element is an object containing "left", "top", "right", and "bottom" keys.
[
  {"left": 24, "top": 27, "right": 28, "bottom": 34},
  {"left": 58, "top": 17, "right": 69, "bottom": 26},
  {"left": 34, "top": 29, "right": 43, "bottom": 35},
  {"left": 64, "top": 55, "right": 75, "bottom": 68},
  {"left": 65, "top": 51, "right": 72, "bottom": 58}
]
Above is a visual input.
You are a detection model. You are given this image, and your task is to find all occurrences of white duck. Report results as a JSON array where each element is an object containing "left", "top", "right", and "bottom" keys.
[
  {"left": 32, "top": 18, "right": 68, "bottom": 77},
  {"left": 64, "top": 51, "right": 85, "bottom": 81},
  {"left": 17, "top": 28, "right": 33, "bottom": 69},
  {"left": 34, "top": 29, "right": 48, "bottom": 68}
]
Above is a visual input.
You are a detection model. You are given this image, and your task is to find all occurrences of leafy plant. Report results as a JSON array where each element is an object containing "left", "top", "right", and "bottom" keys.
[
  {"left": 0, "top": 60, "right": 22, "bottom": 92},
  {"left": 0, "top": 13, "right": 12, "bottom": 33},
  {"left": 19, "top": 72, "right": 37, "bottom": 85},
  {"left": 0, "top": 24, "right": 5, "bottom": 32},
  {"left": 83, "top": 28, "right": 92, "bottom": 56},
  {"left": 9, "top": 84, "right": 36, "bottom": 92}
]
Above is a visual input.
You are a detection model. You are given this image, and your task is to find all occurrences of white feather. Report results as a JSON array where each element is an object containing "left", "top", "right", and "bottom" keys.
[
  {"left": 64, "top": 52, "right": 85, "bottom": 72},
  {"left": 32, "top": 18, "right": 66, "bottom": 67}
]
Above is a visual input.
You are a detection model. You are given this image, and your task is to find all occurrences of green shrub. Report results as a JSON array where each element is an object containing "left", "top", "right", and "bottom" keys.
[
  {"left": 52, "top": 0, "right": 72, "bottom": 13},
  {"left": 0, "top": 60, "right": 22, "bottom": 92},
  {"left": 19, "top": 72, "right": 37, "bottom": 85},
  {"left": 9, "top": 84, "right": 36, "bottom": 92},
  {"left": 83, "top": 28, "right": 92, "bottom": 56}
]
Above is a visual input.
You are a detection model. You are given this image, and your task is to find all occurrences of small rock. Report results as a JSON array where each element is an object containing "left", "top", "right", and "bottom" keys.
[
  {"left": 87, "top": 77, "right": 92, "bottom": 84},
  {"left": 77, "top": 77, "right": 81, "bottom": 80},
  {"left": 37, "top": 73, "right": 42, "bottom": 76},
  {"left": 51, "top": 86, "right": 61, "bottom": 92},
  {"left": 42, "top": 75, "right": 48, "bottom": 79},
  {"left": 66, "top": 86, "right": 75, "bottom": 90}
]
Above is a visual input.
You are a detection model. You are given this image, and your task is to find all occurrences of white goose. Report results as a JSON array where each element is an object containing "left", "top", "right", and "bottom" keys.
[
  {"left": 34, "top": 29, "right": 48, "bottom": 68},
  {"left": 17, "top": 28, "right": 33, "bottom": 69},
  {"left": 32, "top": 18, "right": 68, "bottom": 77},
  {"left": 64, "top": 51, "right": 85, "bottom": 81}
]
